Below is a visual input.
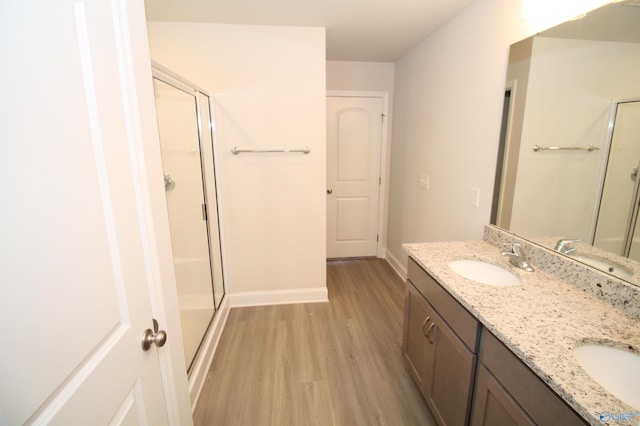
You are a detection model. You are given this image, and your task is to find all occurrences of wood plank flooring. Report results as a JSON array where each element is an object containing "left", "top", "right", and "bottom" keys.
[{"left": 193, "top": 258, "right": 436, "bottom": 425}]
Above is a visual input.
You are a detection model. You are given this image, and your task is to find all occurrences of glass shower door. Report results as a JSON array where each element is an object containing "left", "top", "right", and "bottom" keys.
[
  {"left": 594, "top": 99, "right": 640, "bottom": 258},
  {"left": 153, "top": 78, "right": 215, "bottom": 371},
  {"left": 198, "top": 94, "right": 225, "bottom": 310}
]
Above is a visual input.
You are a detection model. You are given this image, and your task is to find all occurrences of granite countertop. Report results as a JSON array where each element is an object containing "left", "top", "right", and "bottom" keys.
[
  {"left": 404, "top": 239, "right": 640, "bottom": 426},
  {"left": 530, "top": 236, "right": 640, "bottom": 287}
]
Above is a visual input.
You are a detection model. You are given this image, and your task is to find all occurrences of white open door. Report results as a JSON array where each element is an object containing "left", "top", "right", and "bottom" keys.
[{"left": 0, "top": 0, "right": 191, "bottom": 424}]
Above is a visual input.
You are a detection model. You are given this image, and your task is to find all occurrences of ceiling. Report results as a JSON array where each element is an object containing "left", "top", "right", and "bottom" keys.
[
  {"left": 541, "top": 1, "right": 640, "bottom": 44},
  {"left": 143, "top": 0, "right": 475, "bottom": 62}
]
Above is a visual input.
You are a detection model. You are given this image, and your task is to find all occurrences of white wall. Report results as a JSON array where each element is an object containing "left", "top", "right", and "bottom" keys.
[
  {"left": 385, "top": 0, "right": 611, "bottom": 274},
  {"left": 326, "top": 61, "right": 395, "bottom": 93},
  {"left": 510, "top": 38, "right": 640, "bottom": 241},
  {"left": 147, "top": 23, "right": 327, "bottom": 305}
]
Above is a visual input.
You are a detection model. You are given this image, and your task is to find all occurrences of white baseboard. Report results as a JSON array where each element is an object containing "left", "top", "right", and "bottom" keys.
[
  {"left": 188, "top": 297, "right": 230, "bottom": 412},
  {"left": 229, "top": 287, "right": 329, "bottom": 307},
  {"left": 385, "top": 249, "right": 407, "bottom": 280}
]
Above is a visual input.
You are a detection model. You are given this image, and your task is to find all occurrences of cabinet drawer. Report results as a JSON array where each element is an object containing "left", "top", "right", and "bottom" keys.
[
  {"left": 408, "top": 257, "right": 480, "bottom": 351},
  {"left": 479, "top": 329, "right": 586, "bottom": 426}
]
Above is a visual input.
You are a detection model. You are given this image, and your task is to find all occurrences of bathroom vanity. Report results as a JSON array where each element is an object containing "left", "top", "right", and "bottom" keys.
[
  {"left": 402, "top": 227, "right": 640, "bottom": 426},
  {"left": 404, "top": 258, "right": 480, "bottom": 425}
]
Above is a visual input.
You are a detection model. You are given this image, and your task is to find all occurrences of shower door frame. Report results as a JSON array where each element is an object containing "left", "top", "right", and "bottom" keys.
[
  {"left": 152, "top": 63, "right": 226, "bottom": 372},
  {"left": 592, "top": 97, "right": 640, "bottom": 257}
]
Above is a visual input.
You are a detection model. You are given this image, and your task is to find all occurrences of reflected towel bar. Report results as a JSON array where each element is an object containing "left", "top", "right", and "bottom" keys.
[
  {"left": 231, "top": 146, "right": 310, "bottom": 155},
  {"left": 533, "top": 144, "right": 599, "bottom": 152}
]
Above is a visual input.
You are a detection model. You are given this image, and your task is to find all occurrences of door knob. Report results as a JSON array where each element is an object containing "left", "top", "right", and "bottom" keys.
[
  {"left": 164, "top": 173, "right": 175, "bottom": 191},
  {"left": 327, "top": 189, "right": 333, "bottom": 194},
  {"left": 142, "top": 318, "right": 167, "bottom": 351}
]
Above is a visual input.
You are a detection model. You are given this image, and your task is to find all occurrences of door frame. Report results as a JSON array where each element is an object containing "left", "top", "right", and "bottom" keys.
[{"left": 327, "top": 91, "right": 390, "bottom": 258}]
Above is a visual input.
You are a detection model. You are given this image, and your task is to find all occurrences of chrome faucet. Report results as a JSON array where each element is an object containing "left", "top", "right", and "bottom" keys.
[
  {"left": 501, "top": 242, "right": 534, "bottom": 272},
  {"left": 555, "top": 238, "right": 579, "bottom": 254}
]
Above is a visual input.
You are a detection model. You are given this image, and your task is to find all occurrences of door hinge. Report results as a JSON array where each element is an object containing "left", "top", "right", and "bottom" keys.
[
  {"left": 379, "top": 177, "right": 382, "bottom": 185},
  {"left": 377, "top": 235, "right": 379, "bottom": 242},
  {"left": 381, "top": 113, "right": 385, "bottom": 122},
  {"left": 202, "top": 203, "right": 208, "bottom": 221}
]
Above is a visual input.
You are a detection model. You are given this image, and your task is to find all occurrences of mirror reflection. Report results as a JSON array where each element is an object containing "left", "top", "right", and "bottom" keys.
[{"left": 493, "top": 1, "right": 640, "bottom": 286}]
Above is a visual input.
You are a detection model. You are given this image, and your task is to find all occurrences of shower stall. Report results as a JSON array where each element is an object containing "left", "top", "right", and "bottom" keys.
[
  {"left": 593, "top": 98, "right": 640, "bottom": 261},
  {"left": 152, "top": 64, "right": 225, "bottom": 372}
]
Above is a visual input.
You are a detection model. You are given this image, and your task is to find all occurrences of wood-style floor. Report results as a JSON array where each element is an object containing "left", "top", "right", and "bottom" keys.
[{"left": 193, "top": 258, "right": 436, "bottom": 425}]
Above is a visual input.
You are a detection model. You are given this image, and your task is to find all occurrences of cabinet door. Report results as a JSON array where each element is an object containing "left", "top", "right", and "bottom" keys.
[
  {"left": 403, "top": 283, "right": 432, "bottom": 396},
  {"left": 424, "top": 306, "right": 477, "bottom": 426},
  {"left": 478, "top": 329, "right": 587, "bottom": 426},
  {"left": 471, "top": 366, "right": 534, "bottom": 426}
]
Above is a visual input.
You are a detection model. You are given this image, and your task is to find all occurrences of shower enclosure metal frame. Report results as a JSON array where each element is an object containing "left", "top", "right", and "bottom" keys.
[
  {"left": 151, "top": 62, "right": 225, "bottom": 373},
  {"left": 593, "top": 97, "right": 640, "bottom": 259}
]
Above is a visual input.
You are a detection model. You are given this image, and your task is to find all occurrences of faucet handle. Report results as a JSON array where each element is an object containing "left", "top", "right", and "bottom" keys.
[
  {"left": 555, "top": 238, "right": 580, "bottom": 253},
  {"left": 501, "top": 242, "right": 534, "bottom": 272},
  {"left": 502, "top": 242, "right": 522, "bottom": 254}
]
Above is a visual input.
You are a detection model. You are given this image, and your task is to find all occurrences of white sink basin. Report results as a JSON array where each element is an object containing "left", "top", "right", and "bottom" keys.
[
  {"left": 448, "top": 259, "right": 520, "bottom": 287},
  {"left": 574, "top": 343, "right": 640, "bottom": 409},
  {"left": 569, "top": 254, "right": 633, "bottom": 279}
]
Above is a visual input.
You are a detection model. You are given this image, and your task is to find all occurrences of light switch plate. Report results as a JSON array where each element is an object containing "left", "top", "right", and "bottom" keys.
[
  {"left": 419, "top": 174, "right": 430, "bottom": 190},
  {"left": 471, "top": 187, "right": 480, "bottom": 207}
]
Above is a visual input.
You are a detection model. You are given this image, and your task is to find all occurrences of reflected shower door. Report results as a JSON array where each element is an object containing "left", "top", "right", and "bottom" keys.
[
  {"left": 594, "top": 100, "right": 640, "bottom": 258},
  {"left": 153, "top": 78, "right": 215, "bottom": 371}
]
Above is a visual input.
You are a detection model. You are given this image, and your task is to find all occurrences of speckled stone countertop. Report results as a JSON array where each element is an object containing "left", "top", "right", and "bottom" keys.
[
  {"left": 529, "top": 236, "right": 640, "bottom": 288},
  {"left": 404, "top": 238, "right": 640, "bottom": 426}
]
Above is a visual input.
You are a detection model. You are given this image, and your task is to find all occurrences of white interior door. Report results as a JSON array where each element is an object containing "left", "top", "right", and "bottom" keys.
[
  {"left": 0, "top": 0, "right": 177, "bottom": 424},
  {"left": 326, "top": 96, "right": 383, "bottom": 258}
]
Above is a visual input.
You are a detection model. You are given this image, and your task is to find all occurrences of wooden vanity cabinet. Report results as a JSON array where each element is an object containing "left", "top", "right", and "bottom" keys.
[
  {"left": 403, "top": 258, "right": 481, "bottom": 426},
  {"left": 403, "top": 258, "right": 587, "bottom": 426},
  {"left": 471, "top": 328, "right": 586, "bottom": 426}
]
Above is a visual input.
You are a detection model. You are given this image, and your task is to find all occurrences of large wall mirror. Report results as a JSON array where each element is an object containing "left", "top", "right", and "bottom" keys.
[{"left": 493, "top": 1, "right": 640, "bottom": 286}]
